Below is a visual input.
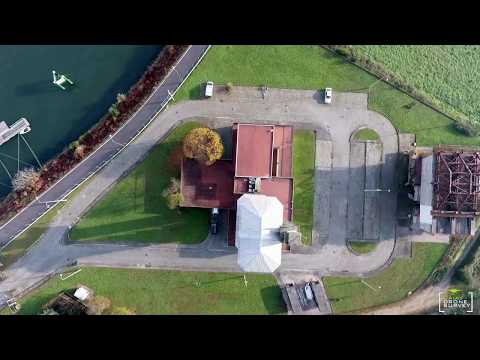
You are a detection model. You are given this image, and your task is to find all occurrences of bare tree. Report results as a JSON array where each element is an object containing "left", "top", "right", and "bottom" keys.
[{"left": 12, "top": 167, "right": 40, "bottom": 192}]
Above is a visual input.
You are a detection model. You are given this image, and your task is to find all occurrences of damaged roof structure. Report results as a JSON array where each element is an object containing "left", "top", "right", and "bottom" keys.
[{"left": 413, "top": 145, "right": 480, "bottom": 235}]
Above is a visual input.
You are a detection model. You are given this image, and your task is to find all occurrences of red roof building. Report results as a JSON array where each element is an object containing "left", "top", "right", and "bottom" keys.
[{"left": 180, "top": 123, "right": 295, "bottom": 245}]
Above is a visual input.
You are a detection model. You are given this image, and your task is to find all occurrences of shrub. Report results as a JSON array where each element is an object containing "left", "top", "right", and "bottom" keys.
[
  {"left": 108, "top": 104, "right": 120, "bottom": 119},
  {"left": 116, "top": 93, "right": 127, "bottom": 103},
  {"left": 162, "top": 177, "right": 183, "bottom": 210},
  {"left": 161, "top": 177, "right": 181, "bottom": 197},
  {"left": 454, "top": 119, "right": 480, "bottom": 137},
  {"left": 182, "top": 127, "right": 224, "bottom": 166},
  {"left": 109, "top": 306, "right": 136, "bottom": 315},
  {"left": 86, "top": 296, "right": 112, "bottom": 315},
  {"left": 225, "top": 82, "right": 234, "bottom": 93},
  {"left": 166, "top": 192, "right": 184, "bottom": 210},
  {"left": 69, "top": 140, "right": 80, "bottom": 151},
  {"left": 465, "top": 251, "right": 480, "bottom": 287},
  {"left": 11, "top": 168, "right": 40, "bottom": 192},
  {"left": 73, "top": 144, "right": 87, "bottom": 160}
]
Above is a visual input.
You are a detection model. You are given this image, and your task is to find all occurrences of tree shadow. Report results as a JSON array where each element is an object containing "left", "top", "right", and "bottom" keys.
[{"left": 260, "top": 286, "right": 287, "bottom": 315}]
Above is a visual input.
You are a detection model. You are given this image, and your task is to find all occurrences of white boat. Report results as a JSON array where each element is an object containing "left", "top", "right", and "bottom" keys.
[{"left": 0, "top": 118, "right": 31, "bottom": 146}]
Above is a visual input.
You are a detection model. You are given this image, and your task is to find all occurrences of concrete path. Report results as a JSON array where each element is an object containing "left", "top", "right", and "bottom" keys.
[{"left": 0, "top": 87, "right": 399, "bottom": 306}]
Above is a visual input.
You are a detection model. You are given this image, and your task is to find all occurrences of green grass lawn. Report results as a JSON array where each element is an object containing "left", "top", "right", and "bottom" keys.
[
  {"left": 175, "top": 45, "right": 376, "bottom": 101},
  {"left": 352, "top": 128, "right": 380, "bottom": 142},
  {"left": 348, "top": 241, "right": 378, "bottom": 254},
  {"left": 175, "top": 45, "right": 478, "bottom": 147},
  {"left": 323, "top": 243, "right": 448, "bottom": 314},
  {"left": 1, "top": 267, "right": 286, "bottom": 315},
  {"left": 355, "top": 46, "right": 480, "bottom": 125},
  {"left": 292, "top": 130, "right": 316, "bottom": 245},
  {"left": 70, "top": 122, "right": 209, "bottom": 244}
]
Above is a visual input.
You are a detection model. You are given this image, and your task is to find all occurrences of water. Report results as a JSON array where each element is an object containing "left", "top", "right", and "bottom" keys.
[{"left": 0, "top": 45, "right": 162, "bottom": 197}]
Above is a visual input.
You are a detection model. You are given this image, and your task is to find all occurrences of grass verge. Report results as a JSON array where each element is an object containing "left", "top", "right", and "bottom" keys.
[
  {"left": 1, "top": 267, "right": 286, "bottom": 315},
  {"left": 348, "top": 241, "right": 378, "bottom": 254},
  {"left": 292, "top": 130, "right": 315, "bottom": 245},
  {"left": 352, "top": 128, "right": 380, "bottom": 142},
  {"left": 70, "top": 122, "right": 209, "bottom": 244},
  {"left": 323, "top": 243, "right": 448, "bottom": 314}
]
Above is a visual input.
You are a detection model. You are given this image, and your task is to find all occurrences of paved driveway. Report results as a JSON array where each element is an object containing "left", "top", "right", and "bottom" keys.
[{"left": 0, "top": 87, "right": 399, "bottom": 305}]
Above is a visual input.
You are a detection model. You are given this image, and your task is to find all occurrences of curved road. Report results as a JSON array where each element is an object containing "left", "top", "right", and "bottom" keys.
[
  {"left": 0, "top": 45, "right": 211, "bottom": 249},
  {"left": 0, "top": 87, "right": 400, "bottom": 307}
]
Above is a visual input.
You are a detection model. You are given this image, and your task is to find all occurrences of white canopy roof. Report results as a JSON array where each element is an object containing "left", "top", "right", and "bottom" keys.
[
  {"left": 74, "top": 287, "right": 90, "bottom": 301},
  {"left": 236, "top": 194, "right": 283, "bottom": 273}
]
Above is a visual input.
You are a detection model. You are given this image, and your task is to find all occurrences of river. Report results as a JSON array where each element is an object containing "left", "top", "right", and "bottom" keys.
[{"left": 0, "top": 45, "right": 162, "bottom": 198}]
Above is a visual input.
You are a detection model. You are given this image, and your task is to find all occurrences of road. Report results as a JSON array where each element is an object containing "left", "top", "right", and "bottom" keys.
[
  {"left": 0, "top": 45, "right": 211, "bottom": 249},
  {"left": 0, "top": 87, "right": 400, "bottom": 307}
]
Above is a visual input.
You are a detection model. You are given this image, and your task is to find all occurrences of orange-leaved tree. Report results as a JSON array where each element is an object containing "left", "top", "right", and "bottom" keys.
[{"left": 182, "top": 127, "right": 224, "bottom": 166}]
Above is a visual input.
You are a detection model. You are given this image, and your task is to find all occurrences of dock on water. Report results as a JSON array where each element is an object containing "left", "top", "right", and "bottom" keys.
[{"left": 0, "top": 118, "right": 31, "bottom": 146}]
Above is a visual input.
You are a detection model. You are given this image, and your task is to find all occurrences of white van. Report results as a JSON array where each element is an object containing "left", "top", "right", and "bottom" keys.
[
  {"left": 324, "top": 87, "right": 332, "bottom": 104},
  {"left": 304, "top": 283, "right": 314, "bottom": 301},
  {"left": 205, "top": 81, "right": 214, "bottom": 97}
]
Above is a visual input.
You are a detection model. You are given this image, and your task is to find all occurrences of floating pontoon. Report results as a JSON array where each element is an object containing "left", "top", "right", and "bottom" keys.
[
  {"left": 0, "top": 118, "right": 31, "bottom": 146},
  {"left": 52, "top": 70, "right": 74, "bottom": 90}
]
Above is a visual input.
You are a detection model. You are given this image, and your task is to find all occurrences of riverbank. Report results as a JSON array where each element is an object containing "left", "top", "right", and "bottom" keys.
[{"left": 0, "top": 45, "right": 187, "bottom": 228}]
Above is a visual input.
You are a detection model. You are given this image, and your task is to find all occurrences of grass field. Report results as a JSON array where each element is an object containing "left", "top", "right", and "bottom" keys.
[
  {"left": 70, "top": 122, "right": 209, "bottom": 244},
  {"left": 323, "top": 243, "right": 448, "bottom": 314},
  {"left": 355, "top": 46, "right": 480, "bottom": 125},
  {"left": 352, "top": 128, "right": 380, "bottom": 142},
  {"left": 1, "top": 267, "right": 286, "bottom": 315},
  {"left": 175, "top": 45, "right": 479, "bottom": 148},
  {"left": 292, "top": 130, "right": 316, "bottom": 245},
  {"left": 348, "top": 241, "right": 377, "bottom": 254},
  {"left": 175, "top": 45, "right": 376, "bottom": 101}
]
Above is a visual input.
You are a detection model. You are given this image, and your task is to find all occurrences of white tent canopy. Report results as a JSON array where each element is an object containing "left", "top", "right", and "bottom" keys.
[{"left": 236, "top": 194, "right": 283, "bottom": 273}]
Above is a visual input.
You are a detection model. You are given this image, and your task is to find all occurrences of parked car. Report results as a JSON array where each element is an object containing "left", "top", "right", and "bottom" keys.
[
  {"left": 210, "top": 208, "right": 219, "bottom": 234},
  {"left": 205, "top": 81, "right": 214, "bottom": 98},
  {"left": 304, "top": 283, "right": 314, "bottom": 301},
  {"left": 324, "top": 87, "right": 332, "bottom": 104}
]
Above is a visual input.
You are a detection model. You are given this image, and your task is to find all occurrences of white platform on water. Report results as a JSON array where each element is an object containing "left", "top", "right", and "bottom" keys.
[{"left": 0, "top": 118, "right": 31, "bottom": 146}]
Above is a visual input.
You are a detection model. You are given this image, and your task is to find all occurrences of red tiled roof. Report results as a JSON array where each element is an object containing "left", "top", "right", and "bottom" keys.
[
  {"left": 181, "top": 158, "right": 234, "bottom": 209},
  {"left": 260, "top": 178, "right": 293, "bottom": 222},
  {"left": 235, "top": 124, "right": 274, "bottom": 178}
]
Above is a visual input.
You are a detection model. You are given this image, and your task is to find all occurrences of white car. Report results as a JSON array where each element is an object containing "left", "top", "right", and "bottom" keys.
[
  {"left": 324, "top": 87, "right": 332, "bottom": 104},
  {"left": 205, "top": 81, "right": 214, "bottom": 97},
  {"left": 304, "top": 283, "right": 314, "bottom": 301}
]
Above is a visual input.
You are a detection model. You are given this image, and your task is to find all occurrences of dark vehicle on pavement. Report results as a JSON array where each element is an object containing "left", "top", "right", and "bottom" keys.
[{"left": 210, "top": 208, "right": 220, "bottom": 234}]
